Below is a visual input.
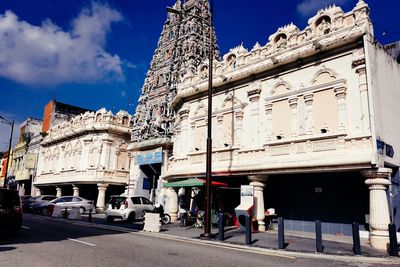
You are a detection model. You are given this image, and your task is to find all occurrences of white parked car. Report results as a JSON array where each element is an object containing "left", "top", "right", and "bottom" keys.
[{"left": 105, "top": 195, "right": 154, "bottom": 223}]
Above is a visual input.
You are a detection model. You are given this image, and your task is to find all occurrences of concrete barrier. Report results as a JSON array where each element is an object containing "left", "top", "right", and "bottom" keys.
[
  {"left": 143, "top": 212, "right": 161, "bottom": 232},
  {"left": 52, "top": 205, "right": 63, "bottom": 217},
  {"left": 68, "top": 207, "right": 81, "bottom": 220}
]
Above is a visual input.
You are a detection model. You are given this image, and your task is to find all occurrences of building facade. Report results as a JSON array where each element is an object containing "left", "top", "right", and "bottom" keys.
[
  {"left": 34, "top": 109, "right": 132, "bottom": 212},
  {"left": 9, "top": 118, "right": 43, "bottom": 195},
  {"left": 160, "top": 1, "right": 400, "bottom": 250},
  {"left": 0, "top": 150, "right": 11, "bottom": 187}
]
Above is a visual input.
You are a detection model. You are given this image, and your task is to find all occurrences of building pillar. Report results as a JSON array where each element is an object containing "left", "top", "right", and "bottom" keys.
[
  {"left": 334, "top": 86, "right": 347, "bottom": 132},
  {"left": 179, "top": 110, "right": 189, "bottom": 155},
  {"left": 304, "top": 94, "right": 314, "bottom": 135},
  {"left": 234, "top": 111, "right": 244, "bottom": 146},
  {"left": 248, "top": 175, "right": 268, "bottom": 232},
  {"left": 73, "top": 185, "right": 80, "bottom": 197},
  {"left": 81, "top": 138, "right": 91, "bottom": 170},
  {"left": 289, "top": 97, "right": 298, "bottom": 137},
  {"left": 126, "top": 152, "right": 137, "bottom": 196},
  {"left": 35, "top": 187, "right": 42, "bottom": 196},
  {"left": 58, "top": 145, "right": 65, "bottom": 172},
  {"left": 265, "top": 103, "right": 273, "bottom": 142},
  {"left": 56, "top": 186, "right": 62, "bottom": 198},
  {"left": 190, "top": 122, "right": 196, "bottom": 152},
  {"left": 96, "top": 183, "right": 109, "bottom": 213},
  {"left": 217, "top": 115, "right": 224, "bottom": 147},
  {"left": 100, "top": 139, "right": 113, "bottom": 169},
  {"left": 355, "top": 64, "right": 371, "bottom": 133},
  {"left": 362, "top": 168, "right": 392, "bottom": 250},
  {"left": 247, "top": 84, "right": 261, "bottom": 147},
  {"left": 166, "top": 188, "right": 178, "bottom": 222}
]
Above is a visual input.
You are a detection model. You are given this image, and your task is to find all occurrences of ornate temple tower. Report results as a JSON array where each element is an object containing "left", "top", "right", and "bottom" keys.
[
  {"left": 127, "top": 0, "right": 220, "bottom": 203},
  {"left": 132, "top": 0, "right": 220, "bottom": 143}
]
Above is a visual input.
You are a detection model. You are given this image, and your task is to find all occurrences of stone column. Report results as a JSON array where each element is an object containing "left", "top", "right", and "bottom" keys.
[
  {"left": 234, "top": 111, "right": 244, "bottom": 146},
  {"left": 96, "top": 183, "right": 109, "bottom": 213},
  {"left": 126, "top": 152, "right": 136, "bottom": 196},
  {"left": 304, "top": 94, "right": 314, "bottom": 135},
  {"left": 35, "top": 187, "right": 42, "bottom": 197},
  {"left": 190, "top": 122, "right": 196, "bottom": 152},
  {"left": 248, "top": 175, "right": 268, "bottom": 232},
  {"left": 362, "top": 168, "right": 392, "bottom": 250},
  {"left": 179, "top": 110, "right": 189, "bottom": 155},
  {"left": 73, "top": 185, "right": 80, "bottom": 197},
  {"left": 81, "top": 138, "right": 92, "bottom": 170},
  {"left": 334, "top": 86, "right": 347, "bottom": 132},
  {"left": 166, "top": 188, "right": 178, "bottom": 222},
  {"left": 59, "top": 145, "right": 66, "bottom": 172},
  {"left": 56, "top": 187, "right": 62, "bottom": 198},
  {"left": 289, "top": 97, "right": 298, "bottom": 137},
  {"left": 175, "top": 126, "right": 182, "bottom": 156},
  {"left": 217, "top": 115, "right": 224, "bottom": 147},
  {"left": 265, "top": 103, "right": 273, "bottom": 142},
  {"left": 355, "top": 64, "right": 371, "bottom": 133},
  {"left": 100, "top": 139, "right": 112, "bottom": 169},
  {"left": 247, "top": 86, "right": 261, "bottom": 147}
]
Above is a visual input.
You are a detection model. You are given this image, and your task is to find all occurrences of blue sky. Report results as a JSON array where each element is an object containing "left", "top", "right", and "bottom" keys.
[{"left": 0, "top": 0, "right": 399, "bottom": 149}]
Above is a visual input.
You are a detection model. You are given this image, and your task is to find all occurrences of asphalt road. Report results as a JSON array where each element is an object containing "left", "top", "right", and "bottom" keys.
[{"left": 0, "top": 214, "right": 397, "bottom": 267}]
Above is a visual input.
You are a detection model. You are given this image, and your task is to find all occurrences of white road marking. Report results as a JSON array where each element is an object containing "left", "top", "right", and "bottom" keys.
[
  {"left": 67, "top": 238, "right": 96, "bottom": 247},
  {"left": 21, "top": 226, "right": 30, "bottom": 229}
]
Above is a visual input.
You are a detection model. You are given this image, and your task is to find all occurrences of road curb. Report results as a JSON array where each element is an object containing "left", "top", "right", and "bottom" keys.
[{"left": 37, "top": 215, "right": 399, "bottom": 264}]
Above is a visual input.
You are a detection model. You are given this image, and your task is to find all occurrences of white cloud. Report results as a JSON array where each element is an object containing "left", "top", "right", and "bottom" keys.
[
  {"left": 124, "top": 61, "right": 137, "bottom": 69},
  {"left": 297, "top": 0, "right": 348, "bottom": 17},
  {"left": 0, "top": 2, "right": 125, "bottom": 86}
]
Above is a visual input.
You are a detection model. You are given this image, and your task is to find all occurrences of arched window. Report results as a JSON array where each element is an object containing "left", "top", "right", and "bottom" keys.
[
  {"left": 122, "top": 116, "right": 129, "bottom": 126},
  {"left": 96, "top": 113, "right": 102, "bottom": 122},
  {"left": 226, "top": 54, "right": 237, "bottom": 70},
  {"left": 89, "top": 141, "right": 101, "bottom": 168},
  {"left": 315, "top": 16, "right": 332, "bottom": 35},
  {"left": 64, "top": 143, "right": 72, "bottom": 170},
  {"left": 73, "top": 141, "right": 82, "bottom": 169},
  {"left": 275, "top": 33, "right": 287, "bottom": 49}
]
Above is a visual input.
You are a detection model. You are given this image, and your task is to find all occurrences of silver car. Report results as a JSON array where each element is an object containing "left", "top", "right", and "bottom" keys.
[{"left": 45, "top": 196, "right": 95, "bottom": 215}]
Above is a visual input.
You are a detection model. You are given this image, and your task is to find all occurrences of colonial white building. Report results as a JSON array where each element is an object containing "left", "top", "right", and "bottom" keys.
[
  {"left": 34, "top": 109, "right": 133, "bottom": 211},
  {"left": 158, "top": 1, "right": 400, "bottom": 250}
]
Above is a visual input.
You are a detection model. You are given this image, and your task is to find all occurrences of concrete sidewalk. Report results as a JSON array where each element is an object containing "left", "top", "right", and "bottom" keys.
[
  {"left": 79, "top": 213, "right": 391, "bottom": 258},
  {"left": 161, "top": 222, "right": 386, "bottom": 257}
]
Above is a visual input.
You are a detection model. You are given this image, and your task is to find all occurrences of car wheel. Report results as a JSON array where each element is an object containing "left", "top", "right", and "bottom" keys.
[
  {"left": 106, "top": 216, "right": 114, "bottom": 223},
  {"left": 161, "top": 214, "right": 171, "bottom": 225},
  {"left": 127, "top": 212, "right": 135, "bottom": 222},
  {"left": 41, "top": 208, "right": 47, "bottom": 216},
  {"left": 79, "top": 207, "right": 85, "bottom": 214}
]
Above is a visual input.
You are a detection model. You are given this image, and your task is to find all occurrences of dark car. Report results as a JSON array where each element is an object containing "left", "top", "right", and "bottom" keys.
[
  {"left": 21, "top": 195, "right": 32, "bottom": 212},
  {"left": 0, "top": 188, "right": 23, "bottom": 237}
]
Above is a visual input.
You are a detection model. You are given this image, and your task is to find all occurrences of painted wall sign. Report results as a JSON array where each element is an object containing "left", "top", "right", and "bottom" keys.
[
  {"left": 377, "top": 139, "right": 384, "bottom": 155},
  {"left": 135, "top": 148, "right": 163, "bottom": 165},
  {"left": 386, "top": 144, "right": 394, "bottom": 158},
  {"left": 26, "top": 153, "right": 37, "bottom": 169}
]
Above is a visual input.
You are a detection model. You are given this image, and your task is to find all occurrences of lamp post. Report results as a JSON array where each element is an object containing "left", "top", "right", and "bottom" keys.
[
  {"left": 167, "top": 0, "right": 215, "bottom": 238},
  {"left": 0, "top": 115, "right": 14, "bottom": 188}
]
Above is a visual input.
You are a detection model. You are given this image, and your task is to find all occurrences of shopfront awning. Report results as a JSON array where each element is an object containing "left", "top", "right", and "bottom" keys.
[{"left": 163, "top": 178, "right": 228, "bottom": 188}]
